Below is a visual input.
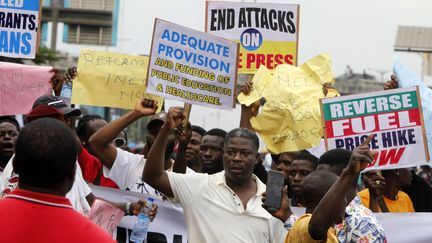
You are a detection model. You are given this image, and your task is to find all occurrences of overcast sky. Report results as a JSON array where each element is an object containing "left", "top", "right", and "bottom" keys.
[{"left": 117, "top": 0, "right": 431, "bottom": 78}]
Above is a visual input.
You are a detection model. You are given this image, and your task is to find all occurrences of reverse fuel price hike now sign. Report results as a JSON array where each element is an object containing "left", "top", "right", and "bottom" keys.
[{"left": 321, "top": 86, "right": 430, "bottom": 170}]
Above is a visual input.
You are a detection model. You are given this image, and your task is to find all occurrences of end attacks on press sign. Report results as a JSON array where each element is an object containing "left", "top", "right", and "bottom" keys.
[
  {"left": 322, "top": 86, "right": 430, "bottom": 169},
  {"left": 0, "top": 0, "right": 39, "bottom": 58}
]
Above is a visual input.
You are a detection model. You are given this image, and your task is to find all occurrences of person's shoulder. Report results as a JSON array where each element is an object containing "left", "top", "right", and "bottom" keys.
[
  {"left": 116, "top": 148, "right": 144, "bottom": 163},
  {"left": 357, "top": 188, "right": 369, "bottom": 197},
  {"left": 397, "top": 190, "right": 414, "bottom": 203},
  {"left": 66, "top": 211, "right": 114, "bottom": 242}
]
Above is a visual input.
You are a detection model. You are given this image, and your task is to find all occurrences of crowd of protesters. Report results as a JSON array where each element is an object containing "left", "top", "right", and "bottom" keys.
[{"left": 0, "top": 67, "right": 431, "bottom": 243}]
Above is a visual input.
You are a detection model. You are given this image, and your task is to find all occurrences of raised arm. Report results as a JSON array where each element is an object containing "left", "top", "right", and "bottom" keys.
[
  {"left": 172, "top": 122, "right": 192, "bottom": 174},
  {"left": 89, "top": 98, "right": 157, "bottom": 169},
  {"left": 143, "top": 107, "right": 186, "bottom": 198},
  {"left": 238, "top": 79, "right": 260, "bottom": 130},
  {"left": 308, "top": 134, "right": 375, "bottom": 240}
]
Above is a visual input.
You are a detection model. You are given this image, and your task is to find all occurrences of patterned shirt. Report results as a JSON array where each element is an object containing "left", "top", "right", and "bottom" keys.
[{"left": 335, "top": 196, "right": 386, "bottom": 243}]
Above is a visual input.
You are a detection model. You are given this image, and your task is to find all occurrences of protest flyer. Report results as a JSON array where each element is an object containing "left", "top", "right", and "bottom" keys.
[
  {"left": 0, "top": 0, "right": 41, "bottom": 59},
  {"left": 0, "top": 62, "right": 52, "bottom": 115},
  {"left": 206, "top": 1, "right": 299, "bottom": 74},
  {"left": 321, "top": 86, "right": 430, "bottom": 170},
  {"left": 146, "top": 19, "right": 239, "bottom": 110},
  {"left": 246, "top": 53, "right": 334, "bottom": 153},
  {"left": 71, "top": 49, "right": 163, "bottom": 112}
]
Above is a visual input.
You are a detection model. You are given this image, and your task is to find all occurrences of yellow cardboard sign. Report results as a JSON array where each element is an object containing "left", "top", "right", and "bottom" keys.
[
  {"left": 237, "top": 66, "right": 272, "bottom": 106},
  {"left": 72, "top": 50, "right": 163, "bottom": 112},
  {"left": 247, "top": 53, "right": 335, "bottom": 153}
]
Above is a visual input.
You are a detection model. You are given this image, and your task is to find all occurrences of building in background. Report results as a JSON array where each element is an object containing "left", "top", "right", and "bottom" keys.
[
  {"left": 394, "top": 26, "right": 432, "bottom": 86},
  {"left": 40, "top": 0, "right": 150, "bottom": 146}
]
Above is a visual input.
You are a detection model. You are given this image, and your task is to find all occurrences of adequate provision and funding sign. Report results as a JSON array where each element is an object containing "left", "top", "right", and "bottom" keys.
[{"left": 146, "top": 19, "right": 239, "bottom": 110}]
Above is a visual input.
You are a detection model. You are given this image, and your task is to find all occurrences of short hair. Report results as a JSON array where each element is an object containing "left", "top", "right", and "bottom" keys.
[
  {"left": 191, "top": 125, "right": 206, "bottom": 137},
  {"left": 302, "top": 171, "right": 338, "bottom": 209},
  {"left": 14, "top": 118, "right": 78, "bottom": 190},
  {"left": 205, "top": 128, "right": 227, "bottom": 138},
  {"left": 224, "top": 128, "right": 259, "bottom": 152},
  {"left": 0, "top": 116, "right": 19, "bottom": 131},
  {"left": 292, "top": 151, "right": 319, "bottom": 170},
  {"left": 120, "top": 130, "right": 128, "bottom": 143},
  {"left": 319, "top": 149, "right": 352, "bottom": 167},
  {"left": 76, "top": 115, "right": 104, "bottom": 139}
]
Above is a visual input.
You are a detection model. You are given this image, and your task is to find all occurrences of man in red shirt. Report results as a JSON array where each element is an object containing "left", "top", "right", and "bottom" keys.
[{"left": 0, "top": 118, "right": 114, "bottom": 242}]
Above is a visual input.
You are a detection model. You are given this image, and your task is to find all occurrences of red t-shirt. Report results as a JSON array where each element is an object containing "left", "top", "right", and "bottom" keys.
[
  {"left": 78, "top": 148, "right": 119, "bottom": 188},
  {"left": 0, "top": 189, "right": 115, "bottom": 242}
]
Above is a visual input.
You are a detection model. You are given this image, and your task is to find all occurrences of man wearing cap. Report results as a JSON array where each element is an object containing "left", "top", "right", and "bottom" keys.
[
  {"left": 89, "top": 98, "right": 193, "bottom": 199},
  {"left": 1, "top": 97, "right": 158, "bottom": 219},
  {"left": 0, "top": 118, "right": 114, "bottom": 242},
  {"left": 1, "top": 105, "right": 92, "bottom": 214},
  {"left": 32, "top": 94, "right": 81, "bottom": 129}
]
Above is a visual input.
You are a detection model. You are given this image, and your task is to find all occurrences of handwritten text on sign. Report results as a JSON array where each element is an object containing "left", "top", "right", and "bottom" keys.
[
  {"left": 88, "top": 199, "right": 124, "bottom": 237},
  {"left": 71, "top": 50, "right": 163, "bottom": 111},
  {"left": 248, "top": 53, "right": 334, "bottom": 153},
  {"left": 146, "top": 19, "right": 239, "bottom": 110},
  {"left": 0, "top": 62, "right": 52, "bottom": 115},
  {"left": 0, "top": 1, "right": 40, "bottom": 58},
  {"left": 322, "top": 87, "right": 430, "bottom": 170}
]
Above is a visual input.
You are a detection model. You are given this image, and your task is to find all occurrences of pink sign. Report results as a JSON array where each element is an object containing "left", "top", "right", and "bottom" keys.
[
  {"left": 0, "top": 62, "right": 53, "bottom": 115},
  {"left": 88, "top": 199, "right": 125, "bottom": 237}
]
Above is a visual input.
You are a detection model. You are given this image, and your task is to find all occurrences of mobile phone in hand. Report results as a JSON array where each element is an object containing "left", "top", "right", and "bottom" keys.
[{"left": 265, "top": 170, "right": 285, "bottom": 212}]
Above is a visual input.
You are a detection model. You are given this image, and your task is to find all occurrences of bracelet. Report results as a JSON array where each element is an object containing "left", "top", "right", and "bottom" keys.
[{"left": 125, "top": 202, "right": 131, "bottom": 215}]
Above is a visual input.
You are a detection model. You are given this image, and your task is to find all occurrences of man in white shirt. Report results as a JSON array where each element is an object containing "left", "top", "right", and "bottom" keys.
[
  {"left": 89, "top": 98, "right": 193, "bottom": 201},
  {"left": 142, "top": 106, "right": 287, "bottom": 243}
]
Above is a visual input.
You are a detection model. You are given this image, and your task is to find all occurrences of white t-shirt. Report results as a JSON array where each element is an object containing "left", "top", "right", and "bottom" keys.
[
  {"left": 105, "top": 148, "right": 193, "bottom": 201},
  {"left": 0, "top": 155, "right": 92, "bottom": 215},
  {"left": 167, "top": 171, "right": 287, "bottom": 243}
]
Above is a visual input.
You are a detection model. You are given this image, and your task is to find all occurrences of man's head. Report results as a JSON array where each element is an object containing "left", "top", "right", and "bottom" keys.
[
  {"left": 143, "top": 112, "right": 167, "bottom": 157},
  {"left": 382, "top": 168, "right": 412, "bottom": 188},
  {"left": 0, "top": 116, "right": 19, "bottom": 162},
  {"left": 223, "top": 128, "right": 259, "bottom": 184},
  {"left": 185, "top": 125, "right": 206, "bottom": 171},
  {"left": 302, "top": 171, "right": 339, "bottom": 212},
  {"left": 13, "top": 118, "right": 78, "bottom": 196},
  {"left": 274, "top": 150, "right": 305, "bottom": 185},
  {"left": 317, "top": 149, "right": 352, "bottom": 176},
  {"left": 76, "top": 115, "right": 107, "bottom": 152},
  {"left": 32, "top": 95, "right": 81, "bottom": 128},
  {"left": 200, "top": 128, "right": 227, "bottom": 174},
  {"left": 289, "top": 152, "right": 318, "bottom": 197}
]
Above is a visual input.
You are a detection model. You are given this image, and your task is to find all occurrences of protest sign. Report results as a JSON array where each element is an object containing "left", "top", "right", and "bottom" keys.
[
  {"left": 89, "top": 199, "right": 124, "bottom": 237},
  {"left": 0, "top": 0, "right": 41, "bottom": 59},
  {"left": 0, "top": 62, "right": 52, "bottom": 115},
  {"left": 245, "top": 53, "right": 334, "bottom": 153},
  {"left": 237, "top": 65, "right": 271, "bottom": 106},
  {"left": 71, "top": 50, "right": 163, "bottom": 112},
  {"left": 91, "top": 185, "right": 432, "bottom": 243},
  {"left": 146, "top": 19, "right": 239, "bottom": 110},
  {"left": 321, "top": 86, "right": 430, "bottom": 170},
  {"left": 90, "top": 185, "right": 187, "bottom": 243},
  {"left": 206, "top": 1, "right": 299, "bottom": 74},
  {"left": 394, "top": 60, "right": 432, "bottom": 161}
]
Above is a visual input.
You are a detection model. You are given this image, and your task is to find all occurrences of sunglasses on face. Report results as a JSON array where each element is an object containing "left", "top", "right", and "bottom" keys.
[{"left": 113, "top": 138, "right": 126, "bottom": 148}]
